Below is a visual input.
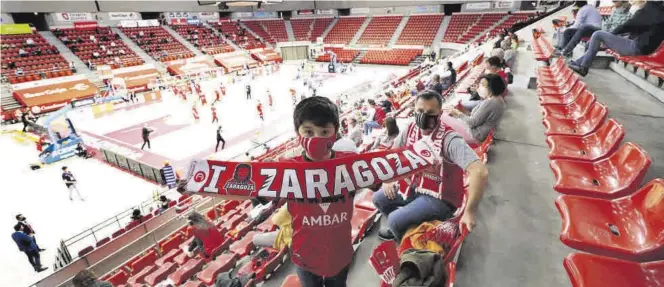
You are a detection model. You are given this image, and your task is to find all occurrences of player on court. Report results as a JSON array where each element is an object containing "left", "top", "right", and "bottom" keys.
[
  {"left": 199, "top": 93, "right": 207, "bottom": 106},
  {"left": 192, "top": 104, "right": 199, "bottom": 121},
  {"left": 267, "top": 89, "right": 273, "bottom": 109},
  {"left": 215, "top": 126, "right": 225, "bottom": 152},
  {"left": 246, "top": 83, "right": 252, "bottom": 100},
  {"left": 211, "top": 105, "right": 218, "bottom": 123},
  {"left": 290, "top": 88, "right": 297, "bottom": 106},
  {"left": 257, "top": 101, "right": 264, "bottom": 121}
]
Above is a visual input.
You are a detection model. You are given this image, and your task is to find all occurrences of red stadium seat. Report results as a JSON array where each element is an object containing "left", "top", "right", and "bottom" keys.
[
  {"left": 537, "top": 75, "right": 582, "bottom": 97},
  {"left": 144, "top": 261, "right": 178, "bottom": 286},
  {"left": 546, "top": 119, "right": 625, "bottom": 161},
  {"left": 556, "top": 179, "right": 664, "bottom": 262},
  {"left": 230, "top": 231, "right": 257, "bottom": 257},
  {"left": 155, "top": 248, "right": 183, "bottom": 266},
  {"left": 130, "top": 250, "right": 159, "bottom": 274},
  {"left": 103, "top": 270, "right": 129, "bottom": 286},
  {"left": 540, "top": 90, "right": 597, "bottom": 119},
  {"left": 95, "top": 237, "right": 110, "bottom": 247},
  {"left": 126, "top": 265, "right": 157, "bottom": 284},
  {"left": 473, "top": 130, "right": 494, "bottom": 163},
  {"left": 256, "top": 215, "right": 278, "bottom": 232},
  {"left": 78, "top": 246, "right": 94, "bottom": 257},
  {"left": 550, "top": 142, "right": 652, "bottom": 199},
  {"left": 169, "top": 258, "right": 205, "bottom": 285},
  {"left": 542, "top": 102, "right": 608, "bottom": 136},
  {"left": 351, "top": 207, "right": 378, "bottom": 243},
  {"left": 537, "top": 66, "right": 576, "bottom": 88},
  {"left": 111, "top": 228, "right": 126, "bottom": 239},
  {"left": 197, "top": 254, "right": 238, "bottom": 285},
  {"left": 354, "top": 191, "right": 377, "bottom": 212},
  {"left": 182, "top": 280, "right": 205, "bottom": 287},
  {"left": 539, "top": 83, "right": 589, "bottom": 106},
  {"left": 563, "top": 252, "right": 664, "bottom": 287}
]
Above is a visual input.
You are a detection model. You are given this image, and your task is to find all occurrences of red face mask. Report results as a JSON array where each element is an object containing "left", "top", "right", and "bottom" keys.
[{"left": 299, "top": 134, "right": 336, "bottom": 160}]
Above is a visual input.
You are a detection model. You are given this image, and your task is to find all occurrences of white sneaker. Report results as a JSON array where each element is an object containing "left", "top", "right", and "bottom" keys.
[{"left": 249, "top": 201, "right": 273, "bottom": 220}]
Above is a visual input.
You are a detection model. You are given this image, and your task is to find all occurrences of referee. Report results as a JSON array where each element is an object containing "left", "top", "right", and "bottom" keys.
[{"left": 216, "top": 126, "right": 226, "bottom": 152}]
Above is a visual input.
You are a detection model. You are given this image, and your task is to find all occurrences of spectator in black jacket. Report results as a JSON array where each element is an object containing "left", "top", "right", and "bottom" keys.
[
  {"left": 141, "top": 124, "right": 153, "bottom": 150},
  {"left": 12, "top": 224, "right": 47, "bottom": 272},
  {"left": 569, "top": 1, "right": 664, "bottom": 76}
]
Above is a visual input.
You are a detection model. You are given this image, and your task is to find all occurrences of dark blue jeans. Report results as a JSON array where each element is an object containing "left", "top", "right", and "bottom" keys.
[
  {"left": 373, "top": 188, "right": 456, "bottom": 241},
  {"left": 573, "top": 31, "right": 638, "bottom": 68},
  {"left": 562, "top": 24, "right": 600, "bottom": 54},
  {"left": 296, "top": 264, "right": 349, "bottom": 287}
]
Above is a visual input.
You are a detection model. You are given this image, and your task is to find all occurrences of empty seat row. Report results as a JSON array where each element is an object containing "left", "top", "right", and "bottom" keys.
[
  {"left": 396, "top": 14, "right": 444, "bottom": 46},
  {"left": 357, "top": 16, "right": 402, "bottom": 46},
  {"left": 120, "top": 26, "right": 194, "bottom": 62},
  {"left": 324, "top": 17, "right": 366, "bottom": 45},
  {"left": 359, "top": 49, "right": 422, "bottom": 66},
  {"left": 170, "top": 24, "right": 235, "bottom": 55},
  {"left": 535, "top": 54, "right": 664, "bottom": 287},
  {"left": 210, "top": 21, "right": 266, "bottom": 50}
]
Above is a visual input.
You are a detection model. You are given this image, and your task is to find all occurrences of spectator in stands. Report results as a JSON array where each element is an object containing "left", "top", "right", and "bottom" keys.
[
  {"left": 118, "top": 49, "right": 126, "bottom": 55},
  {"left": 75, "top": 36, "right": 83, "bottom": 44},
  {"left": 15, "top": 68, "right": 24, "bottom": 76},
  {"left": 25, "top": 38, "right": 35, "bottom": 47},
  {"left": 371, "top": 117, "right": 399, "bottom": 150},
  {"left": 12, "top": 224, "right": 47, "bottom": 272},
  {"left": 69, "top": 61, "right": 76, "bottom": 73},
  {"left": 253, "top": 203, "right": 293, "bottom": 249},
  {"left": 447, "top": 74, "right": 507, "bottom": 145},
  {"left": 7, "top": 61, "right": 15, "bottom": 69},
  {"left": 568, "top": 1, "right": 664, "bottom": 76},
  {"left": 509, "top": 31, "right": 519, "bottom": 49},
  {"left": 374, "top": 90, "right": 489, "bottom": 241},
  {"left": 92, "top": 51, "right": 100, "bottom": 59},
  {"left": 89, "top": 35, "right": 97, "bottom": 43},
  {"left": 32, "top": 48, "right": 42, "bottom": 56},
  {"left": 87, "top": 59, "right": 94, "bottom": 69},
  {"left": 61, "top": 36, "right": 70, "bottom": 44},
  {"left": 106, "top": 49, "right": 113, "bottom": 56},
  {"left": 130, "top": 209, "right": 143, "bottom": 224},
  {"left": 18, "top": 48, "right": 27, "bottom": 57},
  {"left": 149, "top": 31, "right": 155, "bottom": 38},
  {"left": 346, "top": 118, "right": 363, "bottom": 147},
  {"left": 70, "top": 46, "right": 78, "bottom": 53},
  {"left": 461, "top": 56, "right": 507, "bottom": 112},
  {"left": 441, "top": 62, "right": 457, "bottom": 90},
  {"left": 100, "top": 45, "right": 107, "bottom": 51},
  {"left": 363, "top": 99, "right": 386, "bottom": 135},
  {"left": 72, "top": 270, "right": 112, "bottom": 287},
  {"left": 556, "top": 1, "right": 602, "bottom": 50},
  {"left": 158, "top": 195, "right": 171, "bottom": 214},
  {"left": 428, "top": 74, "right": 444, "bottom": 95},
  {"left": 53, "top": 28, "right": 62, "bottom": 37},
  {"left": 186, "top": 212, "right": 225, "bottom": 259},
  {"left": 555, "top": 0, "right": 632, "bottom": 57},
  {"left": 138, "top": 31, "right": 144, "bottom": 38}
]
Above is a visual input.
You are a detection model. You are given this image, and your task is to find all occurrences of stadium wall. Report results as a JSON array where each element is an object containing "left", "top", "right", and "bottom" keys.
[
  {"left": 45, "top": 12, "right": 143, "bottom": 28},
  {"left": 0, "top": 1, "right": 97, "bottom": 13},
  {"left": 0, "top": 13, "right": 14, "bottom": 24}
]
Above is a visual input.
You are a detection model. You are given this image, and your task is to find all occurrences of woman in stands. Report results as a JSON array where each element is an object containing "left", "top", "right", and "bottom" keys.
[
  {"left": 72, "top": 270, "right": 112, "bottom": 287},
  {"left": 186, "top": 212, "right": 225, "bottom": 259},
  {"left": 446, "top": 74, "right": 507, "bottom": 145},
  {"left": 252, "top": 202, "right": 293, "bottom": 250},
  {"left": 461, "top": 56, "right": 508, "bottom": 112},
  {"left": 371, "top": 117, "right": 400, "bottom": 151}
]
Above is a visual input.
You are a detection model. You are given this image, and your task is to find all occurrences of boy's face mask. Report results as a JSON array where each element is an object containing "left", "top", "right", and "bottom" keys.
[{"left": 299, "top": 134, "right": 336, "bottom": 160}]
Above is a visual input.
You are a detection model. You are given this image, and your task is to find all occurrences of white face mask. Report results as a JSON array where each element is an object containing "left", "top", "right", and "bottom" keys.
[
  {"left": 629, "top": 3, "right": 643, "bottom": 14},
  {"left": 478, "top": 86, "right": 491, "bottom": 99}
]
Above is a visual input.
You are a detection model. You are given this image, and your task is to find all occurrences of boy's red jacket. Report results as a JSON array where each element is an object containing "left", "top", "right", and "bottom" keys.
[{"left": 287, "top": 151, "right": 355, "bottom": 277}]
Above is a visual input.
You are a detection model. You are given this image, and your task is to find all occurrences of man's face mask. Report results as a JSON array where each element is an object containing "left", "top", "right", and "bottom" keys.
[{"left": 415, "top": 112, "right": 440, "bottom": 130}]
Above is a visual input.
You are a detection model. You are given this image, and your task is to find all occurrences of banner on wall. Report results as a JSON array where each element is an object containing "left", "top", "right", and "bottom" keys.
[
  {"left": 166, "top": 12, "right": 191, "bottom": 19},
  {"left": 11, "top": 75, "right": 98, "bottom": 113},
  {"left": 120, "top": 20, "right": 138, "bottom": 28},
  {"left": 350, "top": 8, "right": 370, "bottom": 14},
  {"left": 54, "top": 12, "right": 93, "bottom": 22},
  {"left": 414, "top": 6, "right": 439, "bottom": 13},
  {"left": 108, "top": 12, "right": 140, "bottom": 20},
  {"left": 73, "top": 21, "right": 98, "bottom": 29},
  {"left": 298, "top": 10, "right": 314, "bottom": 15},
  {"left": 253, "top": 11, "right": 278, "bottom": 18},
  {"left": 0, "top": 24, "right": 32, "bottom": 35},
  {"left": 495, "top": 1, "right": 513, "bottom": 8},
  {"left": 198, "top": 12, "right": 219, "bottom": 20},
  {"left": 316, "top": 9, "right": 334, "bottom": 15},
  {"left": 465, "top": 2, "right": 492, "bottom": 10},
  {"left": 233, "top": 12, "right": 254, "bottom": 18}
]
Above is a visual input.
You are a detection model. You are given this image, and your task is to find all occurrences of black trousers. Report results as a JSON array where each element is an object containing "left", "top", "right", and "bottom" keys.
[
  {"left": 141, "top": 139, "right": 151, "bottom": 150},
  {"left": 25, "top": 251, "right": 41, "bottom": 270},
  {"left": 22, "top": 122, "right": 28, "bottom": 132},
  {"left": 246, "top": 92, "right": 251, "bottom": 99},
  {"left": 216, "top": 137, "right": 226, "bottom": 152}
]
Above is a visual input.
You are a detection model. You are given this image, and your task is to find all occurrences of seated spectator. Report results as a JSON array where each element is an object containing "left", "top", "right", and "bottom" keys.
[
  {"left": 385, "top": 91, "right": 401, "bottom": 111},
  {"left": 7, "top": 61, "right": 15, "bottom": 69},
  {"left": 186, "top": 212, "right": 225, "bottom": 259},
  {"left": 347, "top": 118, "right": 363, "bottom": 147},
  {"left": 15, "top": 68, "right": 24, "bottom": 76},
  {"left": 555, "top": 0, "right": 631, "bottom": 57},
  {"left": 70, "top": 46, "right": 78, "bottom": 53},
  {"left": 100, "top": 35, "right": 109, "bottom": 42},
  {"left": 130, "top": 209, "right": 143, "bottom": 224},
  {"left": 446, "top": 74, "right": 507, "bottom": 145},
  {"left": 92, "top": 52, "right": 100, "bottom": 59},
  {"left": 556, "top": 1, "right": 602, "bottom": 50},
  {"left": 118, "top": 49, "right": 126, "bottom": 55},
  {"left": 363, "top": 99, "right": 386, "bottom": 135},
  {"left": 509, "top": 31, "right": 519, "bottom": 49},
  {"left": 100, "top": 45, "right": 106, "bottom": 51},
  {"left": 25, "top": 38, "right": 35, "bottom": 47},
  {"left": 69, "top": 61, "right": 76, "bottom": 73},
  {"left": 106, "top": 49, "right": 113, "bottom": 56},
  {"left": 252, "top": 203, "right": 292, "bottom": 249},
  {"left": 441, "top": 61, "right": 457, "bottom": 90},
  {"left": 18, "top": 48, "right": 27, "bottom": 57},
  {"left": 89, "top": 35, "right": 96, "bottom": 42},
  {"left": 428, "top": 74, "right": 444, "bottom": 95},
  {"left": 138, "top": 31, "right": 144, "bottom": 38},
  {"left": 157, "top": 195, "right": 171, "bottom": 214},
  {"left": 374, "top": 90, "right": 488, "bottom": 241},
  {"left": 568, "top": 1, "right": 664, "bottom": 76},
  {"left": 75, "top": 143, "right": 90, "bottom": 158},
  {"left": 61, "top": 36, "right": 70, "bottom": 44},
  {"left": 461, "top": 56, "right": 507, "bottom": 112},
  {"left": 32, "top": 49, "right": 42, "bottom": 56},
  {"left": 149, "top": 32, "right": 155, "bottom": 38},
  {"left": 371, "top": 117, "right": 399, "bottom": 150},
  {"left": 110, "top": 41, "right": 117, "bottom": 47},
  {"left": 87, "top": 59, "right": 93, "bottom": 69}
]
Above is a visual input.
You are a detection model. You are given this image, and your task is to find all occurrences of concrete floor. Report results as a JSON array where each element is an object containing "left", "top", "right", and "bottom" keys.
[{"left": 261, "top": 48, "right": 664, "bottom": 287}]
